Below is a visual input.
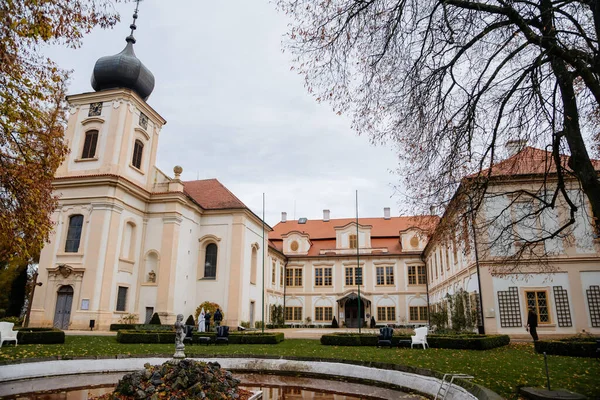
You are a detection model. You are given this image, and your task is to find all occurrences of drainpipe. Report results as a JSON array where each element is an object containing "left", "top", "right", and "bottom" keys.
[
  {"left": 421, "top": 254, "right": 431, "bottom": 327},
  {"left": 283, "top": 260, "right": 287, "bottom": 325}
]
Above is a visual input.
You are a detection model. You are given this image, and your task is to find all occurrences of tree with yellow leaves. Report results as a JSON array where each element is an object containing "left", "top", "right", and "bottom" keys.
[{"left": 0, "top": 1, "right": 122, "bottom": 262}]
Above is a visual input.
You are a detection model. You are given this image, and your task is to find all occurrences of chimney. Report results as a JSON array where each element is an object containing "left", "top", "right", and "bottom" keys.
[
  {"left": 506, "top": 139, "right": 527, "bottom": 157},
  {"left": 281, "top": 212, "right": 287, "bottom": 223},
  {"left": 323, "top": 209, "right": 330, "bottom": 222},
  {"left": 384, "top": 207, "right": 391, "bottom": 220}
]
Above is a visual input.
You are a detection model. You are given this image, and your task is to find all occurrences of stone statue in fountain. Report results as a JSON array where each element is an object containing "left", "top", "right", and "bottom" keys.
[{"left": 173, "top": 314, "right": 186, "bottom": 359}]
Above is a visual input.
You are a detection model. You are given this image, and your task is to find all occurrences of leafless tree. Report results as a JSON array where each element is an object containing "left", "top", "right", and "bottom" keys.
[{"left": 277, "top": 0, "right": 600, "bottom": 263}]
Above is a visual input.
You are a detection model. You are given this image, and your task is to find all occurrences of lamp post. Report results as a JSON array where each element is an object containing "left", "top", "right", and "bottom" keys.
[{"left": 23, "top": 271, "right": 42, "bottom": 328}]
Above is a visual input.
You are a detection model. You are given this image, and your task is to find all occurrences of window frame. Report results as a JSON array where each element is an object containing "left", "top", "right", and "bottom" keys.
[
  {"left": 116, "top": 286, "right": 128, "bottom": 312},
  {"left": 377, "top": 306, "right": 396, "bottom": 322},
  {"left": 286, "top": 267, "right": 303, "bottom": 287},
  {"left": 345, "top": 266, "right": 363, "bottom": 286},
  {"left": 376, "top": 266, "right": 394, "bottom": 285},
  {"left": 285, "top": 306, "right": 302, "bottom": 321},
  {"left": 204, "top": 243, "right": 218, "bottom": 279},
  {"left": 349, "top": 234, "right": 357, "bottom": 249},
  {"left": 132, "top": 139, "right": 144, "bottom": 170},
  {"left": 81, "top": 130, "right": 99, "bottom": 159},
  {"left": 525, "top": 289, "right": 552, "bottom": 325},
  {"left": 314, "top": 306, "right": 333, "bottom": 321},
  {"left": 314, "top": 267, "right": 333, "bottom": 287},
  {"left": 65, "top": 214, "right": 84, "bottom": 253},
  {"left": 409, "top": 306, "right": 428, "bottom": 322}
]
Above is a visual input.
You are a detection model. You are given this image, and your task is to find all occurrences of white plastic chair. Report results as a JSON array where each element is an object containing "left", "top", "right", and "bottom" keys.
[
  {"left": 411, "top": 326, "right": 429, "bottom": 349},
  {"left": 0, "top": 322, "right": 18, "bottom": 348}
]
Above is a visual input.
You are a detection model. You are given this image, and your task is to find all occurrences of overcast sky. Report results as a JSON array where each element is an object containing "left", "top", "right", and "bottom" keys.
[{"left": 46, "top": 0, "right": 403, "bottom": 226}]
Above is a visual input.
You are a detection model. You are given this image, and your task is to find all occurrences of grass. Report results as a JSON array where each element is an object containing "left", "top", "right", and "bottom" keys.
[{"left": 0, "top": 337, "right": 598, "bottom": 399}]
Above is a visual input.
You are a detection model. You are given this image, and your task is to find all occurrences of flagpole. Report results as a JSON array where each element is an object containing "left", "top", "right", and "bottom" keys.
[
  {"left": 261, "top": 193, "right": 265, "bottom": 334},
  {"left": 356, "top": 190, "right": 361, "bottom": 334}
]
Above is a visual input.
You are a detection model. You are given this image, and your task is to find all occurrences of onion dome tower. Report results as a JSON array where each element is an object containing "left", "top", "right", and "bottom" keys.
[{"left": 91, "top": 1, "right": 155, "bottom": 101}]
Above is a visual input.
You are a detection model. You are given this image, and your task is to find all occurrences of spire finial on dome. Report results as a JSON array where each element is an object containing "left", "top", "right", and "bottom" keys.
[{"left": 126, "top": 0, "right": 143, "bottom": 44}]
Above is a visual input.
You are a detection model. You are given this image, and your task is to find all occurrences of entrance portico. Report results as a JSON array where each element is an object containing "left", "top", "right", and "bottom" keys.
[{"left": 337, "top": 292, "right": 371, "bottom": 328}]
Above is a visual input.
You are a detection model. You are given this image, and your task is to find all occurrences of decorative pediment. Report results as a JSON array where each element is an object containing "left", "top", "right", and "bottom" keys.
[{"left": 47, "top": 264, "right": 85, "bottom": 280}]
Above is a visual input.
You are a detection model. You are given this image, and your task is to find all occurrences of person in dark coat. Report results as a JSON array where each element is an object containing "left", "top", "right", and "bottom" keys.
[
  {"left": 214, "top": 308, "right": 223, "bottom": 327},
  {"left": 205, "top": 311, "right": 211, "bottom": 332},
  {"left": 526, "top": 307, "right": 539, "bottom": 341}
]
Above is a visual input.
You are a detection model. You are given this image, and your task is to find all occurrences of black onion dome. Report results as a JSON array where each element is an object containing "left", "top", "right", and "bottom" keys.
[{"left": 91, "top": 37, "right": 155, "bottom": 101}]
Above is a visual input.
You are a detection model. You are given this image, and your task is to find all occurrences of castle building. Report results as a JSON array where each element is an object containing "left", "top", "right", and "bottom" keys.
[{"left": 30, "top": 11, "right": 600, "bottom": 336}]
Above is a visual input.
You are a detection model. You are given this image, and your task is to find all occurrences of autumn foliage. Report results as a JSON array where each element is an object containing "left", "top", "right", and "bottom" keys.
[{"left": 0, "top": 1, "right": 121, "bottom": 261}]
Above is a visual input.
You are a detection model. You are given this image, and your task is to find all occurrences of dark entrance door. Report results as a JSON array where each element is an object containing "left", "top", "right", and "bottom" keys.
[
  {"left": 53, "top": 285, "right": 74, "bottom": 330},
  {"left": 344, "top": 298, "right": 365, "bottom": 328},
  {"left": 145, "top": 307, "right": 154, "bottom": 324}
]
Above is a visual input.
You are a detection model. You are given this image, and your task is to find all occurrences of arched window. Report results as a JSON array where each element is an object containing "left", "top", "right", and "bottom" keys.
[
  {"left": 121, "top": 222, "right": 136, "bottom": 260},
  {"left": 132, "top": 140, "right": 144, "bottom": 169},
  {"left": 65, "top": 214, "right": 84, "bottom": 253},
  {"left": 204, "top": 243, "right": 217, "bottom": 279},
  {"left": 250, "top": 245, "right": 258, "bottom": 284},
  {"left": 81, "top": 130, "right": 98, "bottom": 159}
]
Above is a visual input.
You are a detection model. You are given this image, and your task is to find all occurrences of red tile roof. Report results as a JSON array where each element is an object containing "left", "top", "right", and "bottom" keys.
[
  {"left": 270, "top": 216, "right": 438, "bottom": 240},
  {"left": 183, "top": 179, "right": 248, "bottom": 210},
  {"left": 475, "top": 146, "right": 600, "bottom": 178}
]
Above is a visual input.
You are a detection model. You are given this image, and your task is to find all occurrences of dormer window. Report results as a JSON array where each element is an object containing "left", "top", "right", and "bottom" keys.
[
  {"left": 81, "top": 130, "right": 98, "bottom": 159},
  {"left": 349, "top": 234, "right": 357, "bottom": 249},
  {"left": 132, "top": 140, "right": 144, "bottom": 169}
]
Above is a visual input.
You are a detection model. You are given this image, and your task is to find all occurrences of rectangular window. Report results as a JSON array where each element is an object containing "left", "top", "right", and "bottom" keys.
[
  {"left": 377, "top": 307, "right": 396, "bottom": 321},
  {"left": 315, "top": 268, "right": 323, "bottom": 286},
  {"left": 81, "top": 130, "right": 98, "bottom": 159},
  {"left": 314, "top": 307, "right": 333, "bottom": 321},
  {"left": 280, "top": 266, "right": 284, "bottom": 286},
  {"left": 409, "top": 306, "right": 428, "bottom": 321},
  {"left": 417, "top": 266, "right": 427, "bottom": 285},
  {"left": 132, "top": 140, "right": 143, "bottom": 169},
  {"left": 526, "top": 290, "right": 551, "bottom": 324},
  {"left": 272, "top": 261, "right": 276, "bottom": 285},
  {"left": 345, "top": 267, "right": 362, "bottom": 285},
  {"left": 408, "top": 266, "right": 417, "bottom": 285},
  {"left": 65, "top": 214, "right": 84, "bottom": 253},
  {"left": 285, "top": 307, "right": 302, "bottom": 321},
  {"left": 324, "top": 268, "right": 332, "bottom": 286},
  {"left": 349, "top": 234, "right": 357, "bottom": 249},
  {"left": 286, "top": 268, "right": 303, "bottom": 287},
  {"left": 377, "top": 266, "right": 394, "bottom": 285},
  {"left": 345, "top": 267, "right": 353, "bottom": 285},
  {"left": 116, "top": 286, "right": 128, "bottom": 312}
]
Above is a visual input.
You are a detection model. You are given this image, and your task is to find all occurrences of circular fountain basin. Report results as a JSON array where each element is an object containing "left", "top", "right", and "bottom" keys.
[{"left": 0, "top": 357, "right": 495, "bottom": 400}]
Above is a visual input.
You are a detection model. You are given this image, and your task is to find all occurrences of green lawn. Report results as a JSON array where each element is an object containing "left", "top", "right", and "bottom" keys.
[{"left": 1, "top": 337, "right": 598, "bottom": 399}]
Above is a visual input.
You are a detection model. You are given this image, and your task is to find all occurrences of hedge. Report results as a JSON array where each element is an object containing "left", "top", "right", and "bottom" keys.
[
  {"left": 116, "top": 330, "right": 284, "bottom": 344},
  {"left": 110, "top": 324, "right": 174, "bottom": 331},
  {"left": 16, "top": 328, "right": 65, "bottom": 344},
  {"left": 534, "top": 338, "right": 598, "bottom": 358},
  {"left": 321, "top": 333, "right": 510, "bottom": 350}
]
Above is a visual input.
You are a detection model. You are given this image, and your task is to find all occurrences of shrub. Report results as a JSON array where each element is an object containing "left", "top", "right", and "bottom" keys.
[
  {"left": 1, "top": 316, "right": 23, "bottom": 325},
  {"left": 195, "top": 301, "right": 223, "bottom": 322},
  {"left": 321, "top": 333, "right": 509, "bottom": 350},
  {"left": 270, "top": 304, "right": 284, "bottom": 326},
  {"left": 117, "top": 330, "right": 284, "bottom": 344},
  {"left": 240, "top": 321, "right": 250, "bottom": 328},
  {"left": 149, "top": 313, "right": 162, "bottom": 325},
  {"left": 135, "top": 324, "right": 174, "bottom": 331},
  {"left": 17, "top": 328, "right": 65, "bottom": 344},
  {"left": 185, "top": 315, "right": 195, "bottom": 326},
  {"left": 331, "top": 316, "right": 338, "bottom": 328},
  {"left": 255, "top": 321, "right": 265, "bottom": 329},
  {"left": 534, "top": 337, "right": 599, "bottom": 358},
  {"left": 110, "top": 323, "right": 137, "bottom": 331},
  {"left": 118, "top": 314, "right": 137, "bottom": 324}
]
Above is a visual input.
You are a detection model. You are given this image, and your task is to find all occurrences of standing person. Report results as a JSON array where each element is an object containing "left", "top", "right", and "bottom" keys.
[
  {"left": 526, "top": 307, "right": 539, "bottom": 341},
  {"left": 214, "top": 308, "right": 223, "bottom": 327},
  {"left": 205, "top": 311, "right": 211, "bottom": 332},
  {"left": 198, "top": 308, "right": 206, "bottom": 332}
]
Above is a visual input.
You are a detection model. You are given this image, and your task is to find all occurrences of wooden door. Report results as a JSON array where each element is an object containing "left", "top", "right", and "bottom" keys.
[{"left": 53, "top": 286, "right": 74, "bottom": 330}]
